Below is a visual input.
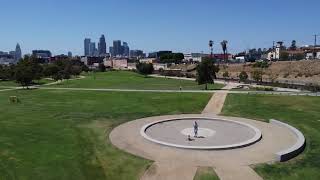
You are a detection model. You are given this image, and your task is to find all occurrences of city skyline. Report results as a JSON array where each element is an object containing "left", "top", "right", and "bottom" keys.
[{"left": 1, "top": 0, "right": 319, "bottom": 55}]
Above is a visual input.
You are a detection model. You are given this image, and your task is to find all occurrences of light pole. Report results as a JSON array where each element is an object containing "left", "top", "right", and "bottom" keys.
[{"left": 313, "top": 34, "right": 319, "bottom": 59}]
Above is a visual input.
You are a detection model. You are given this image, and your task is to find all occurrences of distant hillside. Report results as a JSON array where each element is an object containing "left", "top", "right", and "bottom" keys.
[{"left": 217, "top": 60, "right": 320, "bottom": 85}]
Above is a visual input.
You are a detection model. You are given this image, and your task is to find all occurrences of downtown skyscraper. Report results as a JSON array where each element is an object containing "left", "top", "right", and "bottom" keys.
[
  {"left": 15, "top": 43, "right": 22, "bottom": 60},
  {"left": 98, "top": 35, "right": 107, "bottom": 55},
  {"left": 113, "top": 40, "right": 122, "bottom": 57},
  {"left": 84, "top": 38, "right": 91, "bottom": 56},
  {"left": 122, "top": 42, "right": 129, "bottom": 57}
]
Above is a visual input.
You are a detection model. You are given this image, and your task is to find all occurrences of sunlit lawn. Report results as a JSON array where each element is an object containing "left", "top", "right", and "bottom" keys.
[
  {"left": 50, "top": 71, "right": 224, "bottom": 90},
  {"left": 0, "top": 89, "right": 211, "bottom": 180},
  {"left": 222, "top": 94, "right": 320, "bottom": 180}
]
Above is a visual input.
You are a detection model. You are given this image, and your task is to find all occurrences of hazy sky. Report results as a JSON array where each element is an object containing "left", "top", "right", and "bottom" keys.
[{"left": 1, "top": 0, "right": 319, "bottom": 55}]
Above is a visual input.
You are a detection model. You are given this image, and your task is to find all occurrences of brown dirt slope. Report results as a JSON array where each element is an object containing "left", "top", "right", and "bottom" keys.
[{"left": 218, "top": 60, "right": 320, "bottom": 85}]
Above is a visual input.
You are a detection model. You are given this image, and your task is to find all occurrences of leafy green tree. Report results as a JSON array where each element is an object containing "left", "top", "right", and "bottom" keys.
[
  {"left": 252, "top": 69, "right": 263, "bottom": 83},
  {"left": 43, "top": 64, "right": 59, "bottom": 78},
  {"left": 98, "top": 64, "right": 106, "bottom": 72},
  {"left": 136, "top": 63, "right": 154, "bottom": 76},
  {"left": 280, "top": 52, "right": 289, "bottom": 61},
  {"left": 82, "top": 65, "right": 90, "bottom": 73},
  {"left": 253, "top": 61, "right": 269, "bottom": 68},
  {"left": 71, "top": 65, "right": 82, "bottom": 76},
  {"left": 28, "top": 56, "right": 43, "bottom": 81},
  {"left": 160, "top": 53, "right": 184, "bottom": 64},
  {"left": 196, "top": 58, "right": 219, "bottom": 90},
  {"left": 290, "top": 40, "right": 297, "bottom": 50},
  {"left": 0, "top": 65, "right": 14, "bottom": 80},
  {"left": 239, "top": 71, "right": 248, "bottom": 82},
  {"left": 14, "top": 59, "right": 36, "bottom": 88},
  {"left": 223, "top": 71, "right": 229, "bottom": 80}
]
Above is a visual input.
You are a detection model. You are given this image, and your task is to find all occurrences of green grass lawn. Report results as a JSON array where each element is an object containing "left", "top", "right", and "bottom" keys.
[
  {"left": 50, "top": 71, "right": 224, "bottom": 90},
  {"left": 0, "top": 87, "right": 12, "bottom": 90},
  {"left": 222, "top": 94, "right": 320, "bottom": 180},
  {"left": 0, "top": 81, "right": 19, "bottom": 87},
  {"left": 194, "top": 167, "right": 220, "bottom": 180},
  {"left": 0, "top": 89, "right": 211, "bottom": 180},
  {"left": 0, "top": 78, "right": 55, "bottom": 87}
]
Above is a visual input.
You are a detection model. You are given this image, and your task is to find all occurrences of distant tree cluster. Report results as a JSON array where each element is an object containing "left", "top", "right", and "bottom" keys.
[
  {"left": 159, "top": 53, "right": 184, "bottom": 64},
  {"left": 136, "top": 62, "right": 154, "bottom": 76},
  {"left": 0, "top": 55, "right": 87, "bottom": 88},
  {"left": 0, "top": 65, "right": 15, "bottom": 81},
  {"left": 280, "top": 52, "right": 304, "bottom": 61}
]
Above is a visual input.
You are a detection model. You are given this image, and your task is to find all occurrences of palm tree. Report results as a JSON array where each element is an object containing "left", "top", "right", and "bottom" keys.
[
  {"left": 209, "top": 40, "right": 214, "bottom": 59},
  {"left": 220, "top": 40, "right": 228, "bottom": 62}
]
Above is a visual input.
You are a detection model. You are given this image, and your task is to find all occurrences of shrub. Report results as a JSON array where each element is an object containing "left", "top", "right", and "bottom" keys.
[
  {"left": 239, "top": 71, "right": 248, "bottom": 82},
  {"left": 136, "top": 63, "right": 154, "bottom": 76},
  {"left": 9, "top": 96, "right": 20, "bottom": 103}
]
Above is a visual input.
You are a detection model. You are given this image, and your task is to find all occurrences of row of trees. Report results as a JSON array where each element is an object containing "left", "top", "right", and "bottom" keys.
[
  {"left": 159, "top": 53, "right": 184, "bottom": 64},
  {"left": 0, "top": 55, "right": 88, "bottom": 88}
]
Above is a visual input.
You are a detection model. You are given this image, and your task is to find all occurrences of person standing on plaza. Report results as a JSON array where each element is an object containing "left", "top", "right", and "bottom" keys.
[{"left": 194, "top": 121, "right": 199, "bottom": 137}]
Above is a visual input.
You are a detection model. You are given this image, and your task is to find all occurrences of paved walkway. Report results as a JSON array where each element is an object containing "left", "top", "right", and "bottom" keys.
[
  {"left": 202, "top": 81, "right": 236, "bottom": 115},
  {"left": 16, "top": 87, "right": 318, "bottom": 96},
  {"left": 202, "top": 92, "right": 228, "bottom": 114},
  {"left": 150, "top": 74, "right": 302, "bottom": 93}
]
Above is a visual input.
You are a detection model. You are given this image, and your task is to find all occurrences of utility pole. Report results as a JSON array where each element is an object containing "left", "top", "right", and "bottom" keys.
[{"left": 272, "top": 41, "right": 275, "bottom": 60}]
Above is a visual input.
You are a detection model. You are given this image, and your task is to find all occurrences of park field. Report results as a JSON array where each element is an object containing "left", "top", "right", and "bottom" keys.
[
  {"left": 0, "top": 81, "right": 19, "bottom": 87},
  {"left": 222, "top": 94, "right": 320, "bottom": 180},
  {"left": 50, "top": 71, "right": 224, "bottom": 90},
  {"left": 0, "top": 78, "right": 55, "bottom": 88},
  {"left": 0, "top": 89, "right": 211, "bottom": 180}
]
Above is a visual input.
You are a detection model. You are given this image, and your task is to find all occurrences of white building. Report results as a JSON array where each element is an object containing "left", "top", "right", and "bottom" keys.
[
  {"left": 183, "top": 53, "right": 203, "bottom": 62},
  {"left": 266, "top": 42, "right": 285, "bottom": 60},
  {"left": 153, "top": 63, "right": 168, "bottom": 70},
  {"left": 235, "top": 56, "right": 246, "bottom": 63},
  {"left": 306, "top": 52, "right": 320, "bottom": 60},
  {"left": 139, "top": 58, "right": 157, "bottom": 64}
]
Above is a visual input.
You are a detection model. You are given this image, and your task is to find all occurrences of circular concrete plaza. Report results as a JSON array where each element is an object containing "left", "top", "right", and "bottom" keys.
[
  {"left": 110, "top": 114, "right": 297, "bottom": 177},
  {"left": 141, "top": 118, "right": 262, "bottom": 150}
]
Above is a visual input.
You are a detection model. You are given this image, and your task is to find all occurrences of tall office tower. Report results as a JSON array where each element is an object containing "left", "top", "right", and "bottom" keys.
[
  {"left": 122, "top": 42, "right": 130, "bottom": 57},
  {"left": 98, "top": 34, "right": 107, "bottom": 55},
  {"left": 15, "top": 43, "right": 22, "bottom": 60},
  {"left": 113, "top": 40, "right": 122, "bottom": 56},
  {"left": 89, "top": 42, "right": 96, "bottom": 56},
  {"left": 68, "top": 51, "right": 72, "bottom": 58},
  {"left": 109, "top": 47, "right": 114, "bottom": 57},
  {"left": 84, "top": 38, "right": 91, "bottom": 56}
]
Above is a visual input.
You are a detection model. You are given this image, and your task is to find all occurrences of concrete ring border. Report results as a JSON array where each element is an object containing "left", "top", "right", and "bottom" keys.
[{"left": 140, "top": 117, "right": 263, "bottom": 150}]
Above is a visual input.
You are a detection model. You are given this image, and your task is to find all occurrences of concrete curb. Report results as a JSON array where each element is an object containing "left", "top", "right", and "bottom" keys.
[
  {"left": 270, "top": 119, "right": 306, "bottom": 162},
  {"left": 140, "top": 117, "right": 262, "bottom": 150}
]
